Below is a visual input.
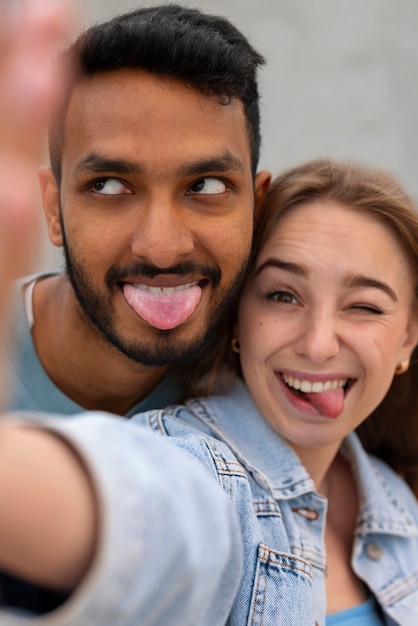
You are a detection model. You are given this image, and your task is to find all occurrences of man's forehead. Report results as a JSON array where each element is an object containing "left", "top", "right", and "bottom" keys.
[
  {"left": 62, "top": 69, "right": 252, "bottom": 175},
  {"left": 68, "top": 68, "right": 245, "bottom": 116}
]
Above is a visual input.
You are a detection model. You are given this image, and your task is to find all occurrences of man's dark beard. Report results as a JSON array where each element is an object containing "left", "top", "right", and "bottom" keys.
[{"left": 61, "top": 227, "right": 250, "bottom": 367}]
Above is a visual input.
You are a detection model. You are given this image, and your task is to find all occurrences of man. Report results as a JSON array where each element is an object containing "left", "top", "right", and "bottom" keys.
[
  {"left": 0, "top": 4, "right": 250, "bottom": 623},
  {"left": 0, "top": 4, "right": 271, "bottom": 621},
  {"left": 3, "top": 4, "right": 270, "bottom": 417}
]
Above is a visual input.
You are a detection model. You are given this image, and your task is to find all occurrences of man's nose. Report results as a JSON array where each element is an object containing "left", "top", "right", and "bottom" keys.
[{"left": 130, "top": 200, "right": 195, "bottom": 268}]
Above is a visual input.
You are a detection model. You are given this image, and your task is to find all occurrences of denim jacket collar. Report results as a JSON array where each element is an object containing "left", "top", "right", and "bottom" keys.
[
  {"left": 341, "top": 435, "right": 417, "bottom": 537},
  {"left": 189, "top": 378, "right": 314, "bottom": 500},
  {"left": 189, "top": 378, "right": 417, "bottom": 538}
]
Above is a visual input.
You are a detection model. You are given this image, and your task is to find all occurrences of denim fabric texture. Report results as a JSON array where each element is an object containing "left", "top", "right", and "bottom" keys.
[
  {"left": 0, "top": 414, "right": 242, "bottom": 626},
  {"left": 140, "top": 409, "right": 316, "bottom": 625},
  {"left": 1, "top": 379, "right": 417, "bottom": 625},
  {"left": 134, "top": 378, "right": 418, "bottom": 626}
]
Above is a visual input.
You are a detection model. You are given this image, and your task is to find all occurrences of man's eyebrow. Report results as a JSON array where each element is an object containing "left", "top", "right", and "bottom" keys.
[
  {"left": 73, "top": 153, "right": 142, "bottom": 177},
  {"left": 176, "top": 153, "right": 246, "bottom": 177},
  {"left": 255, "top": 258, "right": 308, "bottom": 277},
  {"left": 343, "top": 274, "right": 398, "bottom": 302},
  {"left": 73, "top": 151, "right": 246, "bottom": 179}
]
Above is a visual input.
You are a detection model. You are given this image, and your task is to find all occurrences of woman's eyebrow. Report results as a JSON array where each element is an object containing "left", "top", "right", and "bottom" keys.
[
  {"left": 343, "top": 274, "right": 398, "bottom": 302},
  {"left": 254, "top": 258, "right": 308, "bottom": 277},
  {"left": 255, "top": 261, "right": 398, "bottom": 302}
]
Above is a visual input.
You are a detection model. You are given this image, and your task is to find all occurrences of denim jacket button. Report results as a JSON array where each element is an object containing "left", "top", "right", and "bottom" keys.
[{"left": 365, "top": 541, "right": 383, "bottom": 560}]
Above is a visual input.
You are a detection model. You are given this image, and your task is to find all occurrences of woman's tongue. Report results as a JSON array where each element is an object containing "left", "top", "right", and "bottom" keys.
[
  {"left": 123, "top": 283, "right": 202, "bottom": 331},
  {"left": 303, "top": 387, "right": 345, "bottom": 418}
]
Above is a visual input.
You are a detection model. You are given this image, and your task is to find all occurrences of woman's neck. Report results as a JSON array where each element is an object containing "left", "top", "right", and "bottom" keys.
[{"left": 289, "top": 440, "right": 342, "bottom": 494}]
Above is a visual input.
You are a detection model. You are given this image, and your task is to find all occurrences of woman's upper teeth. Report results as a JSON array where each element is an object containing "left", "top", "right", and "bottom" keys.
[{"left": 283, "top": 375, "right": 347, "bottom": 393}]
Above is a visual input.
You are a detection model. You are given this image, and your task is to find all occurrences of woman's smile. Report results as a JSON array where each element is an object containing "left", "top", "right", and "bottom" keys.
[{"left": 278, "top": 371, "right": 355, "bottom": 418}]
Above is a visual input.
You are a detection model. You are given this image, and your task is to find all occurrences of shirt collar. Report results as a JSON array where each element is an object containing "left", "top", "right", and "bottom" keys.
[
  {"left": 341, "top": 435, "right": 417, "bottom": 536},
  {"left": 188, "top": 378, "right": 315, "bottom": 499},
  {"left": 189, "top": 379, "right": 418, "bottom": 535}
]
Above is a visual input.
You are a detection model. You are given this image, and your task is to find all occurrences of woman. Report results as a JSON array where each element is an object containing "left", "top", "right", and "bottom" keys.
[
  {"left": 241, "top": 158, "right": 418, "bottom": 499},
  {"left": 145, "top": 158, "right": 418, "bottom": 624},
  {"left": 235, "top": 159, "right": 418, "bottom": 620},
  {"left": 1, "top": 159, "right": 417, "bottom": 625}
]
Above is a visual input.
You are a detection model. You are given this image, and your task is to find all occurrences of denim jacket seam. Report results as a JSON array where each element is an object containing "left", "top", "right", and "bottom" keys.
[
  {"left": 258, "top": 544, "right": 314, "bottom": 579},
  {"left": 186, "top": 399, "right": 313, "bottom": 500},
  {"left": 249, "top": 562, "right": 266, "bottom": 626},
  {"left": 147, "top": 408, "right": 170, "bottom": 435}
]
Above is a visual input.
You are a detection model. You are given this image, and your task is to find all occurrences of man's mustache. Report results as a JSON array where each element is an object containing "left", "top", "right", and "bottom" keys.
[{"left": 106, "top": 260, "right": 221, "bottom": 287}]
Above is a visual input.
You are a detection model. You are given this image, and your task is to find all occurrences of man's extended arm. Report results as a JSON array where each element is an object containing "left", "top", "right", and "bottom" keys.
[{"left": 0, "top": 413, "right": 242, "bottom": 625}]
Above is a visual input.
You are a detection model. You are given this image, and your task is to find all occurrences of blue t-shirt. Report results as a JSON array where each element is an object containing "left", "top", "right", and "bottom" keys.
[
  {"left": 2, "top": 273, "right": 185, "bottom": 416},
  {"left": 326, "top": 597, "right": 385, "bottom": 625}
]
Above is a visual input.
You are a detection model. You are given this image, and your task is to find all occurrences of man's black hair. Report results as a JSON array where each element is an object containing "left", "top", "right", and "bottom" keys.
[{"left": 49, "top": 4, "right": 265, "bottom": 182}]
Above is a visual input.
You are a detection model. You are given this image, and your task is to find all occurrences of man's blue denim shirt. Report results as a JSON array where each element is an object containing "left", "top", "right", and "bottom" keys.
[{"left": 136, "top": 378, "right": 418, "bottom": 626}]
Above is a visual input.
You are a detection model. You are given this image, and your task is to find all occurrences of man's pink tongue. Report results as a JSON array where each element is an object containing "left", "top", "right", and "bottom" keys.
[
  {"left": 305, "top": 388, "right": 345, "bottom": 418},
  {"left": 123, "top": 283, "right": 202, "bottom": 330}
]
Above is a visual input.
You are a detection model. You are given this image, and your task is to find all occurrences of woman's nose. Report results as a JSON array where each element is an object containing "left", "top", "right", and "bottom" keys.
[{"left": 294, "top": 311, "right": 340, "bottom": 364}]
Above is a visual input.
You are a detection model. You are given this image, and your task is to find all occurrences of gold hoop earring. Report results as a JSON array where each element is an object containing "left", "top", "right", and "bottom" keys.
[
  {"left": 231, "top": 338, "right": 240, "bottom": 353},
  {"left": 395, "top": 359, "right": 410, "bottom": 375}
]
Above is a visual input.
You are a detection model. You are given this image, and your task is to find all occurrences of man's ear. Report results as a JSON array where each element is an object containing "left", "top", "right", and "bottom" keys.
[
  {"left": 38, "top": 166, "right": 63, "bottom": 247},
  {"left": 254, "top": 170, "right": 271, "bottom": 217}
]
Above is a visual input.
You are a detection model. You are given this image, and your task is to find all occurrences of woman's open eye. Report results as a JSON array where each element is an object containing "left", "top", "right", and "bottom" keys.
[
  {"left": 267, "top": 290, "right": 298, "bottom": 305},
  {"left": 90, "top": 178, "right": 131, "bottom": 195},
  {"left": 188, "top": 177, "right": 227, "bottom": 195}
]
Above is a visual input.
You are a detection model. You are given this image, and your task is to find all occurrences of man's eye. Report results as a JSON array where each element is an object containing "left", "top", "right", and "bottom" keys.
[
  {"left": 188, "top": 177, "right": 227, "bottom": 195},
  {"left": 91, "top": 178, "right": 131, "bottom": 195}
]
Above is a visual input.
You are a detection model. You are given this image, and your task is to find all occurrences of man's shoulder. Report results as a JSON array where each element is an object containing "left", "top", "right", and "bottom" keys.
[
  {"left": 12, "top": 269, "right": 61, "bottom": 291},
  {"left": 3, "top": 270, "right": 83, "bottom": 415},
  {"left": 4, "top": 269, "right": 61, "bottom": 325}
]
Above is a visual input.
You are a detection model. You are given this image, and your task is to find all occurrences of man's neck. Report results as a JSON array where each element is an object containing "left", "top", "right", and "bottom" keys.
[{"left": 31, "top": 274, "right": 168, "bottom": 415}]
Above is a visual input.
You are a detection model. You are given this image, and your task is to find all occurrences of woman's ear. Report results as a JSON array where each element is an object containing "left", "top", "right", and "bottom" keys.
[
  {"left": 398, "top": 310, "right": 418, "bottom": 368},
  {"left": 38, "top": 166, "right": 63, "bottom": 247},
  {"left": 230, "top": 323, "right": 240, "bottom": 354}
]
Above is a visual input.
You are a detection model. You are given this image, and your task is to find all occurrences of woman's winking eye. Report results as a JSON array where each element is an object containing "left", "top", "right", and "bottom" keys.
[{"left": 346, "top": 303, "right": 384, "bottom": 315}]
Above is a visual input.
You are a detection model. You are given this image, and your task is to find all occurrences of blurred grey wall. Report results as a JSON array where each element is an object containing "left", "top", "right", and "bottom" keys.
[{"left": 39, "top": 0, "right": 418, "bottom": 269}]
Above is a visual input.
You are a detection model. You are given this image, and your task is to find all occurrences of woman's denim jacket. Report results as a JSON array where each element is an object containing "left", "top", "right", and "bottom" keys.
[{"left": 134, "top": 379, "right": 418, "bottom": 626}]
